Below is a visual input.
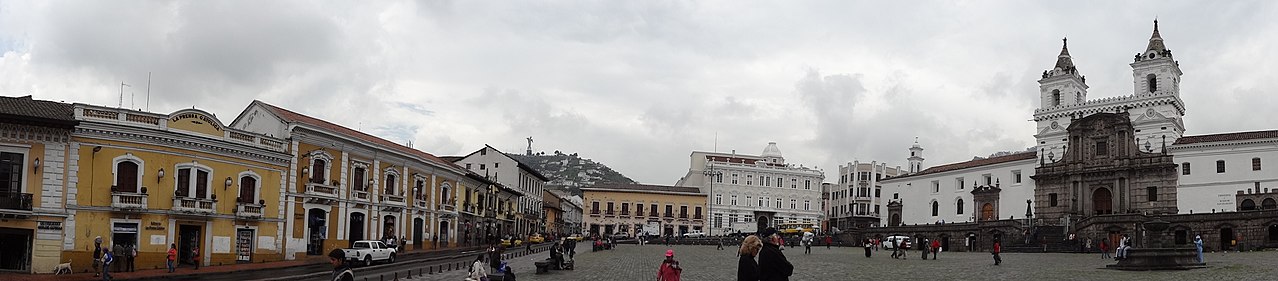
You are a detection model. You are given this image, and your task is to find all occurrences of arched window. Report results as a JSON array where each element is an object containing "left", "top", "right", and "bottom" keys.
[
  {"left": 1262, "top": 198, "right": 1277, "bottom": 210},
  {"left": 957, "top": 199, "right": 965, "bottom": 215},
  {"left": 931, "top": 201, "right": 939, "bottom": 216},
  {"left": 384, "top": 172, "right": 398, "bottom": 195},
  {"left": 310, "top": 159, "right": 327, "bottom": 184},
  {"left": 1241, "top": 199, "right": 1256, "bottom": 211},
  {"left": 1051, "top": 89, "right": 1061, "bottom": 106},
  {"left": 239, "top": 175, "right": 258, "bottom": 203},
  {"left": 175, "top": 163, "right": 212, "bottom": 199},
  {"left": 1147, "top": 74, "right": 1157, "bottom": 93},
  {"left": 115, "top": 161, "right": 140, "bottom": 193},
  {"left": 440, "top": 183, "right": 452, "bottom": 205},
  {"left": 112, "top": 154, "right": 144, "bottom": 193}
]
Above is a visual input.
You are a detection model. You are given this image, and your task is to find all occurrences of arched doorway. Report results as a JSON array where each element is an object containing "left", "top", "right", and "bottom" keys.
[
  {"left": 757, "top": 216, "right": 770, "bottom": 233},
  {"left": 306, "top": 209, "right": 327, "bottom": 255},
  {"left": 383, "top": 215, "right": 396, "bottom": 242},
  {"left": 980, "top": 203, "right": 994, "bottom": 221},
  {"left": 349, "top": 212, "right": 366, "bottom": 247},
  {"left": 1262, "top": 198, "right": 1277, "bottom": 210},
  {"left": 413, "top": 218, "right": 424, "bottom": 250},
  {"left": 1268, "top": 224, "right": 1278, "bottom": 243},
  {"left": 1241, "top": 199, "right": 1256, "bottom": 211},
  {"left": 1093, "top": 188, "right": 1113, "bottom": 215},
  {"left": 438, "top": 221, "right": 450, "bottom": 247},
  {"left": 890, "top": 214, "right": 901, "bottom": 227}
]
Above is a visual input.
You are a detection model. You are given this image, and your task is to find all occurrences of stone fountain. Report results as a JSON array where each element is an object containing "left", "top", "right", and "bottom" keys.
[{"left": 1106, "top": 217, "right": 1206, "bottom": 270}]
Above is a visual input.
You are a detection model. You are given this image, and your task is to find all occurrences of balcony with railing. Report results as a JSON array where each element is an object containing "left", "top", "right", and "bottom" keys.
[
  {"left": 111, "top": 192, "right": 148, "bottom": 210},
  {"left": 236, "top": 202, "right": 264, "bottom": 218},
  {"left": 352, "top": 190, "right": 371, "bottom": 202},
  {"left": 303, "top": 182, "right": 340, "bottom": 204},
  {"left": 0, "top": 193, "right": 33, "bottom": 212},
  {"left": 437, "top": 199, "right": 457, "bottom": 212},
  {"left": 589, "top": 209, "right": 600, "bottom": 217},
  {"left": 380, "top": 194, "right": 405, "bottom": 205},
  {"left": 413, "top": 197, "right": 429, "bottom": 209},
  {"left": 172, "top": 197, "right": 216, "bottom": 214}
]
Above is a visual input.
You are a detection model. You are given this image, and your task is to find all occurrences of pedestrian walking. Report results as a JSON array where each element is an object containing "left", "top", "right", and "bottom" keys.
[
  {"left": 193, "top": 245, "right": 201, "bottom": 270},
  {"left": 1099, "top": 238, "right": 1111, "bottom": 259},
  {"left": 101, "top": 247, "right": 114, "bottom": 281},
  {"left": 757, "top": 228, "right": 793, "bottom": 281},
  {"left": 718, "top": 236, "right": 725, "bottom": 250},
  {"left": 166, "top": 244, "right": 177, "bottom": 273},
  {"left": 658, "top": 249, "right": 682, "bottom": 281},
  {"left": 737, "top": 235, "right": 762, "bottom": 281},
  {"left": 991, "top": 238, "right": 1002, "bottom": 266},
  {"left": 890, "top": 239, "right": 901, "bottom": 259},
  {"left": 930, "top": 239, "right": 941, "bottom": 260},
  {"left": 1193, "top": 235, "right": 1204, "bottom": 264},
  {"left": 92, "top": 236, "right": 103, "bottom": 277},
  {"left": 825, "top": 235, "right": 832, "bottom": 249},
  {"left": 802, "top": 235, "right": 812, "bottom": 255},
  {"left": 328, "top": 249, "right": 354, "bottom": 281},
  {"left": 862, "top": 238, "right": 872, "bottom": 258}
]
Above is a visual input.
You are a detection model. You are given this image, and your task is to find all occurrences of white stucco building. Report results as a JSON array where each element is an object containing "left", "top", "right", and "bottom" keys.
[
  {"left": 450, "top": 145, "right": 550, "bottom": 236},
  {"left": 828, "top": 160, "right": 903, "bottom": 230},
  {"left": 676, "top": 142, "right": 825, "bottom": 235},
  {"left": 881, "top": 21, "right": 1278, "bottom": 226}
]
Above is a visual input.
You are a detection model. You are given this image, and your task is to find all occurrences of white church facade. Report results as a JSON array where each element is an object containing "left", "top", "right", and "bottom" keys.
[{"left": 880, "top": 21, "right": 1278, "bottom": 226}]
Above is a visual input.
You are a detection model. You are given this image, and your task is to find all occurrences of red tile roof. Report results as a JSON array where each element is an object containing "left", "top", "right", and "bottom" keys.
[
  {"left": 582, "top": 183, "right": 704, "bottom": 195},
  {"left": 1173, "top": 130, "right": 1278, "bottom": 145},
  {"left": 253, "top": 101, "right": 460, "bottom": 171},
  {"left": 885, "top": 151, "right": 1038, "bottom": 181}
]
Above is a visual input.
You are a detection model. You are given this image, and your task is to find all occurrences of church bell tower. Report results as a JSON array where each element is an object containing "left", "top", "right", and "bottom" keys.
[
  {"left": 1038, "top": 37, "right": 1090, "bottom": 110},
  {"left": 1130, "top": 20, "right": 1183, "bottom": 97}
]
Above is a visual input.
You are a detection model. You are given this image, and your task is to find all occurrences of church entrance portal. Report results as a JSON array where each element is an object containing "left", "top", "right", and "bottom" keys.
[{"left": 1093, "top": 188, "right": 1113, "bottom": 215}]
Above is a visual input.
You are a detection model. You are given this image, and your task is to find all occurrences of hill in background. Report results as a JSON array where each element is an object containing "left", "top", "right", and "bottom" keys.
[{"left": 509, "top": 151, "right": 637, "bottom": 196}]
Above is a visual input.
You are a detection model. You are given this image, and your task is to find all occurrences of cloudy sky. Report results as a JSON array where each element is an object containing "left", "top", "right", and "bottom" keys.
[{"left": 2, "top": 1, "right": 1275, "bottom": 185}]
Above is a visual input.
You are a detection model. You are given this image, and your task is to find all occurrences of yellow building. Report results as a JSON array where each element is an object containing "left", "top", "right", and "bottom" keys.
[
  {"left": 68, "top": 103, "right": 292, "bottom": 271},
  {"left": 0, "top": 96, "right": 78, "bottom": 273},
  {"left": 582, "top": 183, "right": 707, "bottom": 237},
  {"left": 229, "top": 101, "right": 475, "bottom": 258}
]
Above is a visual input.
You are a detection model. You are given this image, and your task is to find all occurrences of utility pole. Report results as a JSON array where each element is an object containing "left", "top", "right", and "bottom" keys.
[
  {"left": 118, "top": 82, "right": 131, "bottom": 108},
  {"left": 703, "top": 167, "right": 722, "bottom": 236}
]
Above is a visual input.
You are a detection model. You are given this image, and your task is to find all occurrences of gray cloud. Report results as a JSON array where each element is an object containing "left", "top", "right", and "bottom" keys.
[{"left": 2, "top": 1, "right": 1276, "bottom": 185}]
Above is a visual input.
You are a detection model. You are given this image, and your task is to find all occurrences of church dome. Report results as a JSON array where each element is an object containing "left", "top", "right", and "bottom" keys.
[{"left": 761, "top": 142, "right": 783, "bottom": 158}]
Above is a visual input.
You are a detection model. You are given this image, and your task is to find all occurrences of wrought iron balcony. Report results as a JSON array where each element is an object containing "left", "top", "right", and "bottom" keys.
[
  {"left": 0, "top": 192, "right": 33, "bottom": 211},
  {"left": 437, "top": 200, "right": 457, "bottom": 212},
  {"left": 303, "top": 182, "right": 339, "bottom": 204},
  {"left": 172, "top": 197, "right": 216, "bottom": 214},
  {"left": 236, "top": 202, "right": 264, "bottom": 218},
  {"left": 414, "top": 198, "right": 429, "bottom": 209},
  {"left": 111, "top": 192, "right": 147, "bottom": 209}
]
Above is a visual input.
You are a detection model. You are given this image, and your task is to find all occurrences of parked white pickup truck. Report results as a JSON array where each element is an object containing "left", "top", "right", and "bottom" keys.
[{"left": 343, "top": 240, "right": 397, "bottom": 266}]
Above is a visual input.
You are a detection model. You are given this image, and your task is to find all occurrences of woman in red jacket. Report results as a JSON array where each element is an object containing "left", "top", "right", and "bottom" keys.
[
  {"left": 992, "top": 238, "right": 1002, "bottom": 265},
  {"left": 166, "top": 244, "right": 177, "bottom": 273}
]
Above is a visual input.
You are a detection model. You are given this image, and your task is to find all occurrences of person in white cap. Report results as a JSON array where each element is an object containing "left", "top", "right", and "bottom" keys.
[{"left": 1193, "top": 234, "right": 1204, "bottom": 263}]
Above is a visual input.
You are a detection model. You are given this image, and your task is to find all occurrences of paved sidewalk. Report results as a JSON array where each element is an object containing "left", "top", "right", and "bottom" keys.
[
  {"left": 407, "top": 244, "right": 581, "bottom": 281},
  {"left": 2, "top": 246, "right": 482, "bottom": 281}
]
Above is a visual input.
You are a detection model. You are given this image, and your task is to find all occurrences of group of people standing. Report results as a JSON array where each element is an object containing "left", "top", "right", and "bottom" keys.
[
  {"left": 734, "top": 227, "right": 794, "bottom": 281},
  {"left": 91, "top": 236, "right": 194, "bottom": 281}
]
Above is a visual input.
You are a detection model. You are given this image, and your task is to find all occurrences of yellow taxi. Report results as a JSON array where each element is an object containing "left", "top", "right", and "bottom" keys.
[
  {"left": 501, "top": 238, "right": 523, "bottom": 247},
  {"left": 527, "top": 233, "right": 545, "bottom": 244}
]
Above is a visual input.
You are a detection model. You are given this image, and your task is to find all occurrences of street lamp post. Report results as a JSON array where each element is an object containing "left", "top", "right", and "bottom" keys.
[{"left": 702, "top": 168, "right": 722, "bottom": 236}]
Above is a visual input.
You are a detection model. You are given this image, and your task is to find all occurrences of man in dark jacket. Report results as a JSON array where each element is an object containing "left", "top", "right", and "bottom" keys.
[
  {"left": 757, "top": 228, "right": 793, "bottom": 281},
  {"left": 329, "top": 249, "right": 354, "bottom": 281}
]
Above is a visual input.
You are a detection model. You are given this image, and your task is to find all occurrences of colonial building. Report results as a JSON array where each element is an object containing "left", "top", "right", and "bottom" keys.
[
  {"left": 675, "top": 142, "right": 825, "bottom": 235},
  {"left": 560, "top": 193, "right": 583, "bottom": 235},
  {"left": 448, "top": 145, "right": 550, "bottom": 237},
  {"left": 830, "top": 160, "right": 903, "bottom": 231},
  {"left": 70, "top": 103, "right": 291, "bottom": 269},
  {"left": 871, "top": 21, "right": 1278, "bottom": 252},
  {"left": 0, "top": 96, "right": 77, "bottom": 273},
  {"left": 229, "top": 101, "right": 470, "bottom": 258},
  {"left": 542, "top": 190, "right": 563, "bottom": 236},
  {"left": 582, "top": 183, "right": 706, "bottom": 237}
]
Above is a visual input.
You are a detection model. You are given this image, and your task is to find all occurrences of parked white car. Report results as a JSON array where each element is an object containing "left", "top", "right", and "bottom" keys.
[
  {"left": 682, "top": 232, "right": 707, "bottom": 238},
  {"left": 343, "top": 240, "right": 397, "bottom": 266}
]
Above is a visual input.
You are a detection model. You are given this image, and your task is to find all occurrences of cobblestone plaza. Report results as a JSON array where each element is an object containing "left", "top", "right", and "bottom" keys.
[{"left": 423, "top": 244, "right": 1278, "bottom": 280}]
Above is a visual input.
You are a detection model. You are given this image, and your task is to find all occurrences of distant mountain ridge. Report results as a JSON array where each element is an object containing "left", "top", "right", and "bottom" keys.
[{"left": 508, "top": 151, "right": 636, "bottom": 196}]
